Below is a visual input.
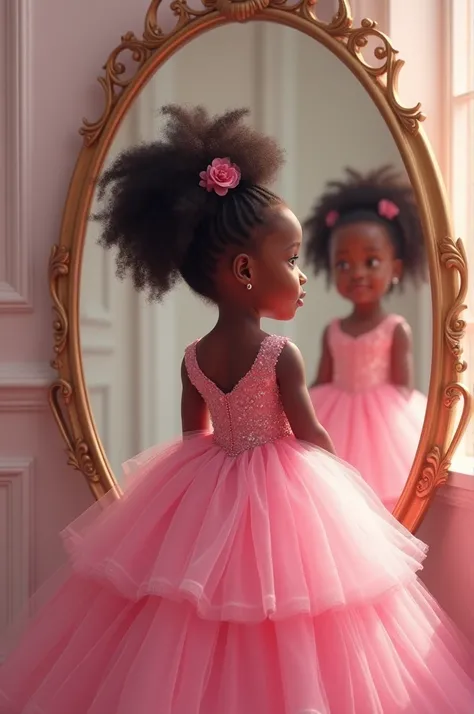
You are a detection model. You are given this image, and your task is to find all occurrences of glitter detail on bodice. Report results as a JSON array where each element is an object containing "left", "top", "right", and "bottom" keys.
[
  {"left": 185, "top": 335, "right": 293, "bottom": 456},
  {"left": 328, "top": 314, "right": 406, "bottom": 392}
]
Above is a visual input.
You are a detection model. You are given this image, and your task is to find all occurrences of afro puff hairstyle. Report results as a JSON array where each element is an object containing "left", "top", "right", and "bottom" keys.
[
  {"left": 304, "top": 165, "right": 428, "bottom": 288},
  {"left": 93, "top": 105, "right": 285, "bottom": 302}
]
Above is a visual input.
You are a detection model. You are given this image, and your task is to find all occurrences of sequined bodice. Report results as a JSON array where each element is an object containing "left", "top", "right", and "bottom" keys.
[
  {"left": 328, "top": 314, "right": 405, "bottom": 392},
  {"left": 185, "top": 335, "right": 293, "bottom": 456}
]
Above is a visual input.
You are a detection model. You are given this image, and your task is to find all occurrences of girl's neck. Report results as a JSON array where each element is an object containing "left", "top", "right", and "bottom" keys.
[
  {"left": 350, "top": 302, "right": 385, "bottom": 322},
  {"left": 213, "top": 304, "right": 263, "bottom": 341}
]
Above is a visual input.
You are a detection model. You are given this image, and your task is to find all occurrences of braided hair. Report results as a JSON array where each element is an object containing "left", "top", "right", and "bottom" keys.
[
  {"left": 93, "top": 105, "right": 285, "bottom": 301},
  {"left": 304, "top": 166, "right": 427, "bottom": 288}
]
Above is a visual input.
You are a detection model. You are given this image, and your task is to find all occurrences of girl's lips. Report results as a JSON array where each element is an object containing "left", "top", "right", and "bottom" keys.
[
  {"left": 350, "top": 284, "right": 371, "bottom": 293},
  {"left": 297, "top": 291, "right": 306, "bottom": 307}
]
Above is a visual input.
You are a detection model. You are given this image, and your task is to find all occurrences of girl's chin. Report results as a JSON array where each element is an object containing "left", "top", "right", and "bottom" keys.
[
  {"left": 346, "top": 287, "right": 378, "bottom": 303},
  {"left": 341, "top": 292, "right": 378, "bottom": 306}
]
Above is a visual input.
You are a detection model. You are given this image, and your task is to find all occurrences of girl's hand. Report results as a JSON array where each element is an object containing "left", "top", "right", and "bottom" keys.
[
  {"left": 181, "top": 359, "right": 210, "bottom": 434},
  {"left": 309, "top": 326, "right": 333, "bottom": 388},
  {"left": 277, "top": 342, "right": 336, "bottom": 454},
  {"left": 390, "top": 322, "right": 414, "bottom": 391}
]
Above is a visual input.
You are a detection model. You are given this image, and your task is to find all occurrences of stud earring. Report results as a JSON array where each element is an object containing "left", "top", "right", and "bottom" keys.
[
  {"left": 246, "top": 283, "right": 252, "bottom": 290},
  {"left": 392, "top": 277, "right": 399, "bottom": 286}
]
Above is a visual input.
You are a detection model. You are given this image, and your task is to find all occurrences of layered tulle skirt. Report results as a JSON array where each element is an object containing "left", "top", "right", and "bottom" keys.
[
  {"left": 309, "top": 384, "right": 428, "bottom": 509},
  {"left": 0, "top": 434, "right": 472, "bottom": 713}
]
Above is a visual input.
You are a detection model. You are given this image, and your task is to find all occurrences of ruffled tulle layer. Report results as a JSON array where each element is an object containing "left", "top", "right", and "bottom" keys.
[
  {"left": 62, "top": 435, "right": 428, "bottom": 621},
  {"left": 0, "top": 573, "right": 472, "bottom": 714},
  {"left": 1, "top": 435, "right": 472, "bottom": 713},
  {"left": 310, "top": 384, "right": 427, "bottom": 507}
]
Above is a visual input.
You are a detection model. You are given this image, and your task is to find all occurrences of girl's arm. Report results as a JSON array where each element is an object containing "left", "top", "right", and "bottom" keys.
[
  {"left": 277, "top": 342, "right": 336, "bottom": 454},
  {"left": 390, "top": 323, "right": 414, "bottom": 391},
  {"left": 309, "top": 326, "right": 333, "bottom": 388},
  {"left": 181, "top": 359, "right": 210, "bottom": 434}
]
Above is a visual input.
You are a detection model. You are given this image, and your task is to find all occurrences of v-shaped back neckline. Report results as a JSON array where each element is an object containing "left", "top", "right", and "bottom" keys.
[{"left": 193, "top": 335, "right": 273, "bottom": 397}]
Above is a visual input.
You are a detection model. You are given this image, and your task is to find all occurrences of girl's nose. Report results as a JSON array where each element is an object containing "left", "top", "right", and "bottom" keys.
[
  {"left": 299, "top": 270, "right": 307, "bottom": 285},
  {"left": 352, "top": 264, "right": 367, "bottom": 281}
]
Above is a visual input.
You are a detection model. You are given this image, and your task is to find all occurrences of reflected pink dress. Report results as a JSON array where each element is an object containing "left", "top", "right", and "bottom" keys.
[
  {"left": 309, "top": 315, "right": 428, "bottom": 510},
  {"left": 0, "top": 335, "right": 472, "bottom": 714}
]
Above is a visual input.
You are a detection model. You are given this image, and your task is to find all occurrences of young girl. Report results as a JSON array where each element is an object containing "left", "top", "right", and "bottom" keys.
[
  {"left": 0, "top": 107, "right": 472, "bottom": 714},
  {"left": 306, "top": 167, "right": 428, "bottom": 511}
]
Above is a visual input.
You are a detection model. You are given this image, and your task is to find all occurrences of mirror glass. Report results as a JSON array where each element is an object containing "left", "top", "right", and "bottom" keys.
[{"left": 80, "top": 23, "right": 431, "bottom": 510}]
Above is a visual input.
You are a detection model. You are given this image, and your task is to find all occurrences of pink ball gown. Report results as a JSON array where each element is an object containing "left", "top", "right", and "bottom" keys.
[
  {"left": 309, "top": 314, "right": 428, "bottom": 510},
  {"left": 0, "top": 335, "right": 472, "bottom": 714}
]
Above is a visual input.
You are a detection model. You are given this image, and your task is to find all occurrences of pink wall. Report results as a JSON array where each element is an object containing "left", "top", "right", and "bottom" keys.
[
  {"left": 418, "top": 473, "right": 474, "bottom": 642},
  {"left": 0, "top": 0, "right": 471, "bottom": 643},
  {"left": 0, "top": 0, "right": 153, "bottom": 599}
]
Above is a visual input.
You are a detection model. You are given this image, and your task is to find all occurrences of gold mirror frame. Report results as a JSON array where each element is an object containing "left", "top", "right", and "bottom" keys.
[{"left": 48, "top": 0, "right": 471, "bottom": 531}]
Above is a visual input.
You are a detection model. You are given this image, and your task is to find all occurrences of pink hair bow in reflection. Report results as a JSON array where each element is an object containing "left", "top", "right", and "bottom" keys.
[
  {"left": 325, "top": 210, "right": 339, "bottom": 227},
  {"left": 378, "top": 199, "right": 400, "bottom": 220}
]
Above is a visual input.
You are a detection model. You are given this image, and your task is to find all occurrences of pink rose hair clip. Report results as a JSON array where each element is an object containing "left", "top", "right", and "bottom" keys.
[{"left": 199, "top": 158, "right": 241, "bottom": 196}]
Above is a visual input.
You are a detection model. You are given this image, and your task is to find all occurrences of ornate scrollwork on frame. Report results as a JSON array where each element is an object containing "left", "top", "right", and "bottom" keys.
[
  {"left": 416, "top": 383, "right": 471, "bottom": 498},
  {"left": 343, "top": 18, "right": 425, "bottom": 134},
  {"left": 49, "top": 245, "right": 70, "bottom": 371},
  {"left": 410, "top": 237, "right": 472, "bottom": 507},
  {"left": 50, "top": 0, "right": 471, "bottom": 532},
  {"left": 48, "top": 247, "right": 105, "bottom": 494},
  {"left": 440, "top": 237, "right": 468, "bottom": 373},
  {"left": 416, "top": 446, "right": 446, "bottom": 498},
  {"left": 408, "top": 238, "right": 471, "bottom": 509},
  {"left": 79, "top": 0, "right": 424, "bottom": 148},
  {"left": 49, "top": 377, "right": 103, "bottom": 489}
]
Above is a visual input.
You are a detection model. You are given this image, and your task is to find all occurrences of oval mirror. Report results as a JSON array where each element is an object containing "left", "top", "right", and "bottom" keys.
[{"left": 49, "top": 0, "right": 471, "bottom": 532}]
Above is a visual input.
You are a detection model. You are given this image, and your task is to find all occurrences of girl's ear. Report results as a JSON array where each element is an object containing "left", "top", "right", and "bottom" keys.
[
  {"left": 393, "top": 258, "right": 403, "bottom": 283},
  {"left": 233, "top": 253, "right": 253, "bottom": 286}
]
